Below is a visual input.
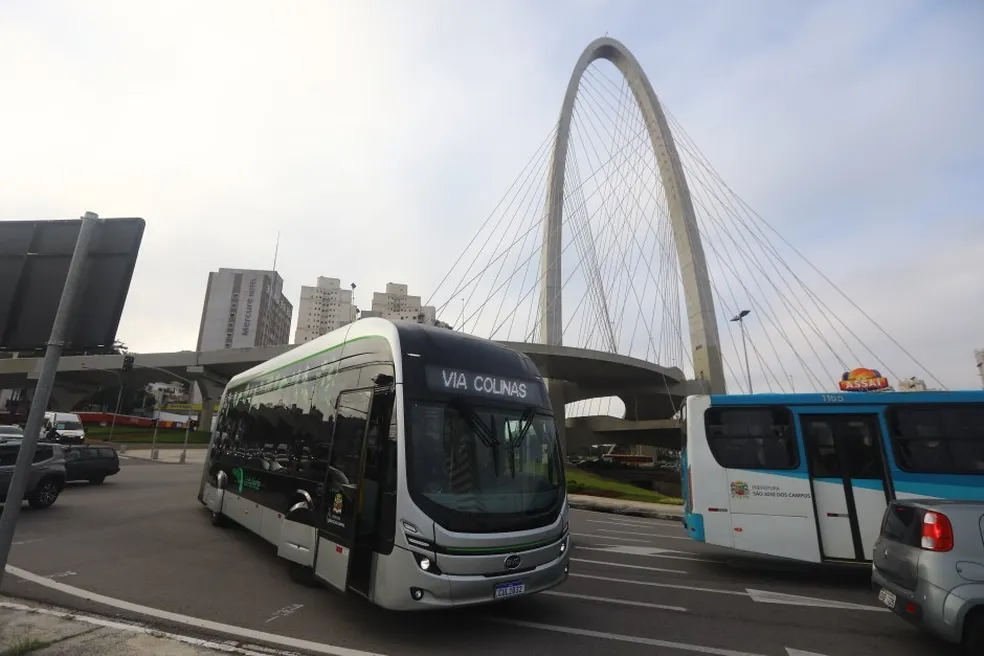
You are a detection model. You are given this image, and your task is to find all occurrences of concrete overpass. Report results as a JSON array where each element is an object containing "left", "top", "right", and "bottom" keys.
[{"left": 1, "top": 341, "right": 704, "bottom": 450}]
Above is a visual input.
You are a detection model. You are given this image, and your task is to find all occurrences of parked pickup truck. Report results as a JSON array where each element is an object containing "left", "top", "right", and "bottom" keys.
[{"left": 62, "top": 445, "right": 121, "bottom": 484}]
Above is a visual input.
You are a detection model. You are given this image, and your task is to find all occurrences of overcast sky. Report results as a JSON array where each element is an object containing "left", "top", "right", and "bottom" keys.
[{"left": 2, "top": 0, "right": 982, "bottom": 390}]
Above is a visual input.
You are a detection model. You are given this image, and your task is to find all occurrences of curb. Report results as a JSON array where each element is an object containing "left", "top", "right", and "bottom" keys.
[
  {"left": 0, "top": 598, "right": 303, "bottom": 656},
  {"left": 567, "top": 498, "right": 684, "bottom": 522}
]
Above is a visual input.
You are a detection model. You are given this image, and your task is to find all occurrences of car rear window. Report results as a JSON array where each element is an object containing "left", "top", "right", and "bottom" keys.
[
  {"left": 881, "top": 504, "right": 924, "bottom": 547},
  {"left": 98, "top": 448, "right": 117, "bottom": 458}
]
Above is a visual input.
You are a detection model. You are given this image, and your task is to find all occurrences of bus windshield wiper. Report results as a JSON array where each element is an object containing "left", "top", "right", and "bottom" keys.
[
  {"left": 448, "top": 398, "right": 499, "bottom": 449},
  {"left": 510, "top": 406, "right": 537, "bottom": 452},
  {"left": 506, "top": 406, "right": 537, "bottom": 477}
]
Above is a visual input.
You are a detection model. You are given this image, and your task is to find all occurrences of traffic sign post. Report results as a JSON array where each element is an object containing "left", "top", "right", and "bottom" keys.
[{"left": 0, "top": 212, "right": 101, "bottom": 590}]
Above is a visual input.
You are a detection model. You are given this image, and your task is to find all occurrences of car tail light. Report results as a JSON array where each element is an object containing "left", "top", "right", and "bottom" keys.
[{"left": 920, "top": 511, "right": 954, "bottom": 552}]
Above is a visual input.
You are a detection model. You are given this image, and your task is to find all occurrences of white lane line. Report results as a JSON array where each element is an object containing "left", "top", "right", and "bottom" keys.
[
  {"left": 575, "top": 545, "right": 717, "bottom": 563},
  {"left": 572, "top": 572, "right": 746, "bottom": 596},
  {"left": 571, "top": 558, "right": 687, "bottom": 575},
  {"left": 543, "top": 590, "right": 688, "bottom": 612},
  {"left": 4, "top": 564, "right": 386, "bottom": 656},
  {"left": 586, "top": 518, "right": 679, "bottom": 528},
  {"left": 569, "top": 572, "right": 889, "bottom": 612},
  {"left": 596, "top": 528, "right": 690, "bottom": 541},
  {"left": 572, "top": 533, "right": 650, "bottom": 543},
  {"left": 484, "top": 617, "right": 769, "bottom": 656}
]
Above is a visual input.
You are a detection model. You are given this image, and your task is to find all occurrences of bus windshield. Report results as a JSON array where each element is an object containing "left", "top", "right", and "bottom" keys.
[{"left": 407, "top": 401, "right": 564, "bottom": 531}]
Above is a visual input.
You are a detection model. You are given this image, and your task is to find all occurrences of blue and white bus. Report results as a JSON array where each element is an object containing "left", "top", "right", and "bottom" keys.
[{"left": 681, "top": 391, "right": 984, "bottom": 563}]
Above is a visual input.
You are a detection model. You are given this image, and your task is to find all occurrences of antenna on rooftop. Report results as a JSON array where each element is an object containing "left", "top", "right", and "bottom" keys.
[{"left": 272, "top": 231, "right": 281, "bottom": 271}]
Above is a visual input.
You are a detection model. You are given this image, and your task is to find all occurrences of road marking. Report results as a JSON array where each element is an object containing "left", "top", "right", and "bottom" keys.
[
  {"left": 746, "top": 589, "right": 888, "bottom": 612},
  {"left": 786, "top": 649, "right": 832, "bottom": 656},
  {"left": 577, "top": 545, "right": 716, "bottom": 562},
  {"left": 571, "top": 572, "right": 747, "bottom": 596},
  {"left": 596, "top": 528, "right": 690, "bottom": 541},
  {"left": 46, "top": 571, "right": 78, "bottom": 580},
  {"left": 542, "top": 590, "right": 688, "bottom": 612},
  {"left": 4, "top": 564, "right": 387, "bottom": 656},
  {"left": 570, "top": 558, "right": 687, "bottom": 574},
  {"left": 572, "top": 532, "right": 651, "bottom": 543},
  {"left": 586, "top": 518, "right": 679, "bottom": 528},
  {"left": 484, "top": 617, "right": 774, "bottom": 656},
  {"left": 265, "top": 603, "right": 304, "bottom": 623},
  {"left": 570, "top": 572, "right": 889, "bottom": 611},
  {"left": 12, "top": 538, "right": 42, "bottom": 546},
  {"left": 0, "top": 600, "right": 297, "bottom": 656}
]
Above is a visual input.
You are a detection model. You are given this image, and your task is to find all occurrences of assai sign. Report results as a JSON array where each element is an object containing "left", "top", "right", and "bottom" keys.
[
  {"left": 425, "top": 366, "right": 544, "bottom": 406},
  {"left": 838, "top": 367, "right": 889, "bottom": 392}
]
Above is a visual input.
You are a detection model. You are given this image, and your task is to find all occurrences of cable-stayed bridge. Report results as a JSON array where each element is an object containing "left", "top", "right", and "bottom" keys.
[{"left": 426, "top": 37, "right": 943, "bottom": 453}]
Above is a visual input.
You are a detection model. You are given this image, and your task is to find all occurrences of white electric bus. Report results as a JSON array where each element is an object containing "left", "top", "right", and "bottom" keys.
[
  {"left": 198, "top": 318, "right": 570, "bottom": 610},
  {"left": 681, "top": 392, "right": 984, "bottom": 564}
]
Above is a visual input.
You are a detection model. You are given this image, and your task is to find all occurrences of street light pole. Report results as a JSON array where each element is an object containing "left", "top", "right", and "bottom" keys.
[
  {"left": 150, "top": 387, "right": 162, "bottom": 460},
  {"left": 132, "top": 364, "right": 196, "bottom": 464},
  {"left": 730, "top": 309, "right": 753, "bottom": 394}
]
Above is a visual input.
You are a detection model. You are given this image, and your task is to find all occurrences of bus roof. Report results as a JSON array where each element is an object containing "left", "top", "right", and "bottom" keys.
[
  {"left": 706, "top": 390, "right": 984, "bottom": 406},
  {"left": 225, "top": 317, "right": 400, "bottom": 391}
]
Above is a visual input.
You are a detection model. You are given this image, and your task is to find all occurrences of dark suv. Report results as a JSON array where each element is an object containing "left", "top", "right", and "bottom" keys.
[
  {"left": 0, "top": 440, "right": 67, "bottom": 509},
  {"left": 62, "top": 445, "right": 120, "bottom": 484}
]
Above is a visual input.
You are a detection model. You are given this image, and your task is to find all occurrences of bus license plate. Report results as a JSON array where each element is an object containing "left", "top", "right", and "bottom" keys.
[
  {"left": 878, "top": 588, "right": 897, "bottom": 610},
  {"left": 494, "top": 582, "right": 526, "bottom": 599}
]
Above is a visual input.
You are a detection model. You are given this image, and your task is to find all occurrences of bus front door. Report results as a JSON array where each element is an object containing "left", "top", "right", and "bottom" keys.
[
  {"left": 800, "top": 414, "right": 890, "bottom": 561},
  {"left": 314, "top": 389, "right": 372, "bottom": 594}
]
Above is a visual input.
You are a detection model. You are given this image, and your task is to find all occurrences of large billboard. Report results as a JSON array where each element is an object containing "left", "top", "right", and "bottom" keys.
[{"left": 0, "top": 217, "right": 145, "bottom": 352}]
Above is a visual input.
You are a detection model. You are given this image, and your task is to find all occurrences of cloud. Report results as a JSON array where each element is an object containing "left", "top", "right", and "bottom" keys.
[{"left": 1, "top": 1, "right": 980, "bottom": 398}]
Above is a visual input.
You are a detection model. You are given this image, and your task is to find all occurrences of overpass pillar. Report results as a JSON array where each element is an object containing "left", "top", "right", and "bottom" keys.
[
  {"left": 547, "top": 381, "right": 567, "bottom": 456},
  {"left": 195, "top": 380, "right": 224, "bottom": 432},
  {"left": 49, "top": 387, "right": 95, "bottom": 412}
]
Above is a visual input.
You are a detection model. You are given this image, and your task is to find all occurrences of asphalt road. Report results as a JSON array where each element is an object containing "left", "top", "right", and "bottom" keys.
[{"left": 1, "top": 460, "right": 955, "bottom": 656}]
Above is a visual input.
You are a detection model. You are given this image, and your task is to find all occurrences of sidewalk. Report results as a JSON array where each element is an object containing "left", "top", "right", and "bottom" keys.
[
  {"left": 118, "top": 448, "right": 208, "bottom": 464},
  {"left": 567, "top": 493, "right": 683, "bottom": 521},
  {"left": 0, "top": 597, "right": 287, "bottom": 655}
]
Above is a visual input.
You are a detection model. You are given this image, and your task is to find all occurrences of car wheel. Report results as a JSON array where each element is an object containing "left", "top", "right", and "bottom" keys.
[
  {"left": 28, "top": 480, "right": 61, "bottom": 509},
  {"left": 964, "top": 608, "right": 984, "bottom": 656},
  {"left": 89, "top": 476, "right": 106, "bottom": 485},
  {"left": 210, "top": 510, "right": 227, "bottom": 527}
]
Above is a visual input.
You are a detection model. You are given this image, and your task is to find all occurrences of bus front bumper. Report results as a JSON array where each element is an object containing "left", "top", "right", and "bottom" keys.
[{"left": 373, "top": 545, "right": 571, "bottom": 611}]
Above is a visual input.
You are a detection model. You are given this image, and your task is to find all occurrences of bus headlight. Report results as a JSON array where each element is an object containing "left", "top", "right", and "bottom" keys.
[{"left": 413, "top": 551, "right": 442, "bottom": 575}]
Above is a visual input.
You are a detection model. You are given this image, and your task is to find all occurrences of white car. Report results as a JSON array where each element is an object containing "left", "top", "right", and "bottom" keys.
[{"left": 42, "top": 411, "right": 87, "bottom": 445}]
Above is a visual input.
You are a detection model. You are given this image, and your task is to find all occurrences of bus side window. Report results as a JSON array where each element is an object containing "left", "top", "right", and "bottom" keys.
[
  {"left": 704, "top": 407, "right": 798, "bottom": 470},
  {"left": 889, "top": 404, "right": 984, "bottom": 474}
]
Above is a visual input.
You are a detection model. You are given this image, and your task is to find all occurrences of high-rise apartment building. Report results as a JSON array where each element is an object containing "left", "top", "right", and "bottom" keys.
[
  {"left": 196, "top": 268, "right": 292, "bottom": 351},
  {"left": 294, "top": 277, "right": 357, "bottom": 344},
  {"left": 361, "top": 282, "right": 439, "bottom": 324}
]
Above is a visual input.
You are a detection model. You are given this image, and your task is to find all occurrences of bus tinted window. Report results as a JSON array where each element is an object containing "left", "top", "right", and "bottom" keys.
[
  {"left": 704, "top": 407, "right": 798, "bottom": 470},
  {"left": 887, "top": 404, "right": 984, "bottom": 474}
]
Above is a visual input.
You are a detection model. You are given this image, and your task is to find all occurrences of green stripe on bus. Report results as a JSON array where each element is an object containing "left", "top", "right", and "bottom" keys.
[{"left": 444, "top": 535, "right": 560, "bottom": 554}]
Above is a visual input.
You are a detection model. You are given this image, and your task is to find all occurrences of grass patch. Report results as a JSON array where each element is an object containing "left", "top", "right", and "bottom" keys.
[
  {"left": 4, "top": 637, "right": 50, "bottom": 655},
  {"left": 566, "top": 467, "right": 682, "bottom": 505}
]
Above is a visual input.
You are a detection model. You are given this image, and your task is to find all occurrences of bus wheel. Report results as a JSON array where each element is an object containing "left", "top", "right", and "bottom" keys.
[
  {"left": 288, "top": 562, "right": 317, "bottom": 587},
  {"left": 210, "top": 510, "right": 227, "bottom": 527}
]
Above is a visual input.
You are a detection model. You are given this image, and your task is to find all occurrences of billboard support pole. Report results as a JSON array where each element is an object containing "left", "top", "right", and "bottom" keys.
[{"left": 0, "top": 211, "right": 101, "bottom": 590}]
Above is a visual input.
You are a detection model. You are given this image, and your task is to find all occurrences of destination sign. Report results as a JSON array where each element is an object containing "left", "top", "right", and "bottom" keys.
[{"left": 425, "top": 366, "right": 545, "bottom": 406}]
